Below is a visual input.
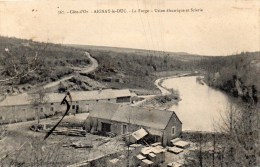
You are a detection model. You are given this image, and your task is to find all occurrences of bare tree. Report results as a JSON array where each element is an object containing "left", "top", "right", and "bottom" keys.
[
  {"left": 0, "top": 138, "right": 66, "bottom": 167},
  {"left": 0, "top": 44, "right": 47, "bottom": 95},
  {"left": 216, "top": 103, "right": 259, "bottom": 167},
  {"left": 0, "top": 47, "right": 41, "bottom": 83},
  {"left": 29, "top": 88, "right": 49, "bottom": 124},
  {"left": 184, "top": 101, "right": 258, "bottom": 167},
  {"left": 0, "top": 45, "right": 48, "bottom": 158},
  {"left": 184, "top": 132, "right": 207, "bottom": 167}
]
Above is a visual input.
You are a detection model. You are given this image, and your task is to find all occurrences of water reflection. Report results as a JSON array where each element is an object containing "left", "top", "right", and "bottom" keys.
[{"left": 162, "top": 76, "right": 231, "bottom": 132}]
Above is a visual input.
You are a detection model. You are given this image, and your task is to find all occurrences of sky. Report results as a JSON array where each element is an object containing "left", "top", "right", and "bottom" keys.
[{"left": 0, "top": 0, "right": 259, "bottom": 56}]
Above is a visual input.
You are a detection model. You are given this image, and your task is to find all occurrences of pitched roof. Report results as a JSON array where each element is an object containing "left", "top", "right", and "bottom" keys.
[
  {"left": 88, "top": 102, "right": 118, "bottom": 120},
  {"left": 0, "top": 89, "right": 134, "bottom": 107},
  {"left": 0, "top": 93, "right": 29, "bottom": 107},
  {"left": 49, "top": 89, "right": 133, "bottom": 102},
  {"left": 89, "top": 102, "right": 178, "bottom": 130},
  {"left": 131, "top": 128, "right": 148, "bottom": 141}
]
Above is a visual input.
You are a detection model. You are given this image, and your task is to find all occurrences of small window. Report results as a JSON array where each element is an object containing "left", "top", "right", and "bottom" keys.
[
  {"left": 85, "top": 104, "right": 89, "bottom": 112},
  {"left": 96, "top": 100, "right": 99, "bottom": 102},
  {"left": 75, "top": 105, "right": 79, "bottom": 111},
  {"left": 40, "top": 108, "right": 44, "bottom": 112},
  {"left": 51, "top": 103, "right": 54, "bottom": 105},
  {"left": 50, "top": 107, "right": 54, "bottom": 111},
  {"left": 108, "top": 99, "right": 111, "bottom": 101},
  {"left": 172, "top": 127, "right": 175, "bottom": 135},
  {"left": 72, "top": 105, "right": 75, "bottom": 109},
  {"left": 75, "top": 105, "right": 79, "bottom": 113},
  {"left": 122, "top": 124, "right": 128, "bottom": 134}
]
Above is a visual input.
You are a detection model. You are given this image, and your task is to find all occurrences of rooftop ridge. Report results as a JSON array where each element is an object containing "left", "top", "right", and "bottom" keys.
[
  {"left": 0, "top": 89, "right": 134, "bottom": 107},
  {"left": 89, "top": 102, "right": 178, "bottom": 130}
]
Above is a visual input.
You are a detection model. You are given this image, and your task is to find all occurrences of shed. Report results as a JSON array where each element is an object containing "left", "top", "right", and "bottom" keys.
[{"left": 128, "top": 128, "right": 148, "bottom": 144}]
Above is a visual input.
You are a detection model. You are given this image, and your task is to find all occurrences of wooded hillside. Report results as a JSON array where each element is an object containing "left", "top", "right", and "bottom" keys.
[
  {"left": 79, "top": 46, "right": 259, "bottom": 102},
  {"left": 0, "top": 36, "right": 90, "bottom": 87},
  {"left": 204, "top": 52, "right": 259, "bottom": 104}
]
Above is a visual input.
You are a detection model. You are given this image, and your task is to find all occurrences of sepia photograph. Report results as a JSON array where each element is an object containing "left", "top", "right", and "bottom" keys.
[{"left": 0, "top": 0, "right": 259, "bottom": 166}]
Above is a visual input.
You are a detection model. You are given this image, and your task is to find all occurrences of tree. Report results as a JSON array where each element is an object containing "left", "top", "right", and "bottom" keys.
[
  {"left": 0, "top": 43, "right": 48, "bottom": 165},
  {"left": 0, "top": 43, "right": 47, "bottom": 143},
  {"left": 216, "top": 103, "right": 259, "bottom": 167},
  {"left": 0, "top": 137, "right": 66, "bottom": 166},
  {"left": 29, "top": 88, "right": 49, "bottom": 124},
  {"left": 184, "top": 132, "right": 209, "bottom": 167},
  {"left": 0, "top": 46, "right": 44, "bottom": 83},
  {"left": 184, "top": 102, "right": 258, "bottom": 167}
]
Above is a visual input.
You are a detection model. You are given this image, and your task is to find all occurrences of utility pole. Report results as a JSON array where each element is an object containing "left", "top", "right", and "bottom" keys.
[
  {"left": 212, "top": 133, "right": 216, "bottom": 167},
  {"left": 199, "top": 133, "right": 203, "bottom": 167},
  {"left": 127, "top": 136, "right": 130, "bottom": 167}
]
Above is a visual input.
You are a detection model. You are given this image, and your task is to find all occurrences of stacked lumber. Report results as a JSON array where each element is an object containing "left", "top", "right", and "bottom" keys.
[
  {"left": 52, "top": 127, "right": 86, "bottom": 137},
  {"left": 63, "top": 142, "right": 93, "bottom": 149}
]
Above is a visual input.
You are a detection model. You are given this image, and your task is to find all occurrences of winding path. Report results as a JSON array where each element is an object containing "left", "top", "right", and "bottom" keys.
[
  {"left": 132, "top": 74, "right": 191, "bottom": 106},
  {"left": 43, "top": 52, "right": 98, "bottom": 89},
  {"left": 132, "top": 74, "right": 190, "bottom": 106},
  {"left": 154, "top": 78, "right": 171, "bottom": 95},
  {"left": 154, "top": 73, "right": 191, "bottom": 95}
]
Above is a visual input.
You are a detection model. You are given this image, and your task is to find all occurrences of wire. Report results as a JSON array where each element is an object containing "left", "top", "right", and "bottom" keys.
[{"left": 136, "top": 0, "right": 152, "bottom": 57}]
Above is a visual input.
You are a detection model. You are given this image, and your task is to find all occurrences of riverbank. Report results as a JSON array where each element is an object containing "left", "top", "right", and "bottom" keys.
[
  {"left": 136, "top": 72, "right": 199, "bottom": 110},
  {"left": 162, "top": 76, "right": 231, "bottom": 132}
]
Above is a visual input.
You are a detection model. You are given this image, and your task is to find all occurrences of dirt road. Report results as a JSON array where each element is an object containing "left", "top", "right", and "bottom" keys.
[
  {"left": 154, "top": 78, "right": 171, "bottom": 95},
  {"left": 154, "top": 73, "right": 191, "bottom": 95},
  {"left": 43, "top": 52, "right": 98, "bottom": 89}
]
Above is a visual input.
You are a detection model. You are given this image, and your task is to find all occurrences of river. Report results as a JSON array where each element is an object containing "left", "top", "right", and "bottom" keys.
[{"left": 161, "top": 76, "right": 232, "bottom": 132}]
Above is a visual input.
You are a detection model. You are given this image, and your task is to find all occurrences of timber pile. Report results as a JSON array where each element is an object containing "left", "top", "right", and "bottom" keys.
[
  {"left": 52, "top": 127, "right": 86, "bottom": 137},
  {"left": 63, "top": 142, "right": 93, "bottom": 149}
]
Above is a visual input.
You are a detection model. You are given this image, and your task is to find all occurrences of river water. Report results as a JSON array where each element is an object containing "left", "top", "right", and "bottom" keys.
[{"left": 162, "top": 76, "right": 231, "bottom": 132}]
